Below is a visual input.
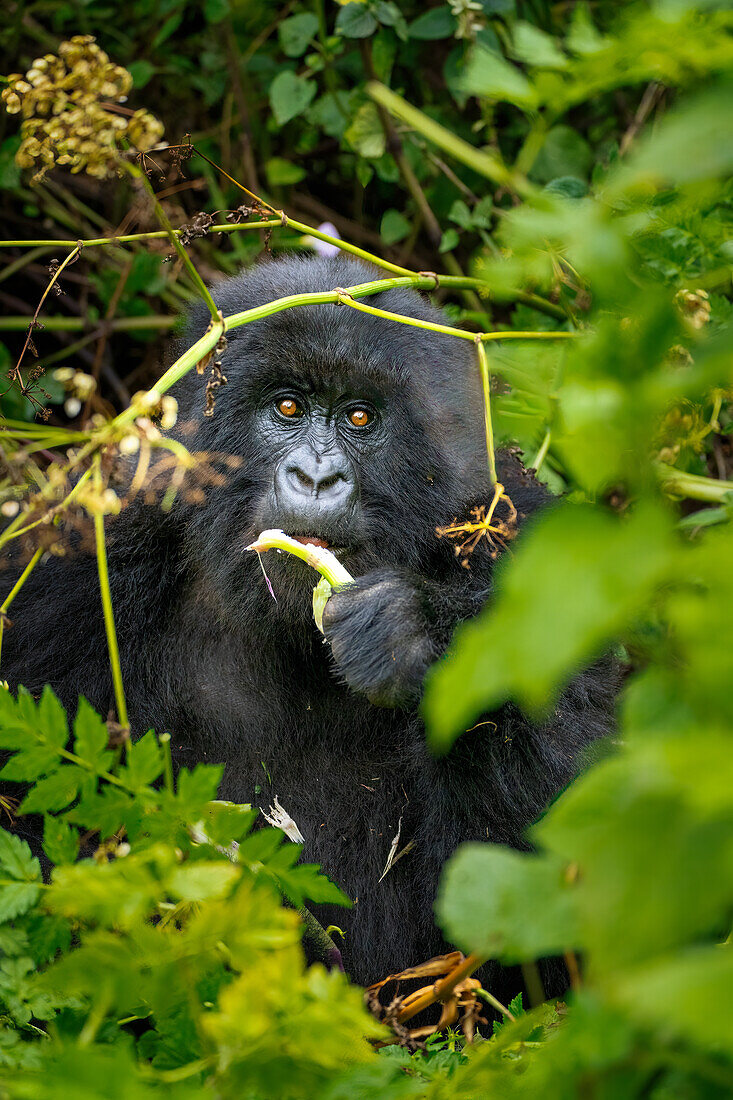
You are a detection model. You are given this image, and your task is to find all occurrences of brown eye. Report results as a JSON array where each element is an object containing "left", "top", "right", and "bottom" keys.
[
  {"left": 277, "top": 398, "right": 301, "bottom": 418},
  {"left": 348, "top": 408, "right": 370, "bottom": 427}
]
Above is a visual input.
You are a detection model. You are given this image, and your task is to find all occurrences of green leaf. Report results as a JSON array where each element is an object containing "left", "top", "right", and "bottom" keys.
[
  {"left": 279, "top": 13, "right": 319, "bottom": 57},
  {"left": 126, "top": 60, "right": 155, "bottom": 89},
  {"left": 439, "top": 228, "right": 460, "bottom": 252},
  {"left": 175, "top": 764, "right": 223, "bottom": 810},
  {"left": 356, "top": 160, "right": 373, "bottom": 188},
  {"left": 38, "top": 686, "right": 70, "bottom": 750},
  {"left": 0, "top": 828, "right": 41, "bottom": 921},
  {"left": 610, "top": 83, "right": 733, "bottom": 195},
  {"left": 42, "top": 815, "right": 80, "bottom": 866},
  {"left": 269, "top": 71, "right": 317, "bottom": 126},
  {"left": 544, "top": 175, "right": 589, "bottom": 199},
  {"left": 380, "top": 208, "right": 410, "bottom": 244},
  {"left": 536, "top": 732, "right": 733, "bottom": 971},
  {"left": 0, "top": 744, "right": 60, "bottom": 781},
  {"left": 265, "top": 157, "right": 306, "bottom": 186},
  {"left": 424, "top": 503, "right": 675, "bottom": 747},
  {"left": 0, "top": 687, "right": 70, "bottom": 780},
  {"left": 408, "top": 6, "right": 456, "bottom": 40},
  {"left": 372, "top": 30, "right": 397, "bottom": 83},
  {"left": 0, "top": 827, "right": 40, "bottom": 882},
  {"left": 120, "top": 730, "right": 164, "bottom": 791},
  {"left": 73, "top": 697, "right": 113, "bottom": 775},
  {"left": 461, "top": 47, "right": 538, "bottom": 108},
  {"left": 473, "top": 196, "right": 494, "bottom": 227},
  {"left": 152, "top": 11, "right": 183, "bottom": 50},
  {"left": 48, "top": 853, "right": 165, "bottom": 928},
  {"left": 168, "top": 860, "right": 239, "bottom": 902},
  {"left": 0, "top": 882, "right": 40, "bottom": 924},
  {"left": 530, "top": 125, "right": 592, "bottom": 184},
  {"left": 73, "top": 786, "right": 136, "bottom": 839},
  {"left": 0, "top": 136, "right": 22, "bottom": 189},
  {"left": 203, "top": 0, "right": 229, "bottom": 23},
  {"left": 374, "top": 2, "right": 407, "bottom": 40},
  {"left": 511, "top": 21, "right": 568, "bottom": 70},
  {"left": 273, "top": 862, "right": 352, "bottom": 909},
  {"left": 308, "top": 91, "right": 356, "bottom": 140},
  {"left": 344, "top": 102, "right": 386, "bottom": 159},
  {"left": 610, "top": 948, "right": 733, "bottom": 1054},
  {"left": 20, "top": 769, "right": 81, "bottom": 815},
  {"left": 566, "top": 4, "right": 608, "bottom": 56},
  {"left": 436, "top": 844, "right": 578, "bottom": 962},
  {"left": 335, "top": 3, "right": 378, "bottom": 39},
  {"left": 448, "top": 199, "right": 472, "bottom": 228}
]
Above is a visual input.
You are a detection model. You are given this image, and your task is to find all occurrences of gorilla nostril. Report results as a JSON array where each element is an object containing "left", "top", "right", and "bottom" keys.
[
  {"left": 293, "top": 467, "right": 315, "bottom": 491},
  {"left": 317, "top": 472, "right": 344, "bottom": 494}
]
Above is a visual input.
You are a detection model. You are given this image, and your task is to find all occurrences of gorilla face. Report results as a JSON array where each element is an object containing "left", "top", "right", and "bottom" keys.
[
  {"left": 251, "top": 379, "right": 385, "bottom": 555},
  {"left": 171, "top": 255, "right": 488, "bottom": 625}
]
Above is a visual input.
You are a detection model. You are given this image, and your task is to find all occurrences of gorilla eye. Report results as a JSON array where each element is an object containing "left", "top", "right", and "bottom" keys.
[
  {"left": 277, "top": 397, "right": 302, "bottom": 418},
  {"left": 347, "top": 408, "right": 371, "bottom": 428}
]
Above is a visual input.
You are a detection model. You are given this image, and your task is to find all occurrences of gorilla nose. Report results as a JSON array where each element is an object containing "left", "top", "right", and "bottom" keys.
[
  {"left": 288, "top": 463, "right": 346, "bottom": 497},
  {"left": 276, "top": 450, "right": 354, "bottom": 507}
]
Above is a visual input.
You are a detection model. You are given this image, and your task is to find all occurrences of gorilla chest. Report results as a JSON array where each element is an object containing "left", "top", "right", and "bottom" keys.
[{"left": 211, "top": 686, "right": 421, "bottom": 862}]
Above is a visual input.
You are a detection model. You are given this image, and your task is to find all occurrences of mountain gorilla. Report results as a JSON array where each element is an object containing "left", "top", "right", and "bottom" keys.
[{"left": 2, "top": 255, "right": 614, "bottom": 989}]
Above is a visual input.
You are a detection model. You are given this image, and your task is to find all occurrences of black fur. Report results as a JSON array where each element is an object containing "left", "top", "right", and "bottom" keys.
[{"left": 2, "top": 255, "right": 615, "bottom": 990}]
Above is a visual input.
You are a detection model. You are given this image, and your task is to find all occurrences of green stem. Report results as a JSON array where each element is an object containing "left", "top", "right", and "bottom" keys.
[
  {"left": 0, "top": 245, "right": 56, "bottom": 284},
  {"left": 0, "top": 220, "right": 283, "bottom": 249},
  {"left": 475, "top": 339, "right": 497, "bottom": 485},
  {"left": 533, "top": 428, "right": 551, "bottom": 473},
  {"left": 128, "top": 164, "right": 220, "bottom": 321},
  {"left": 0, "top": 315, "right": 178, "bottom": 332},
  {"left": 0, "top": 235, "right": 567, "bottom": 319},
  {"left": 110, "top": 320, "right": 224, "bottom": 433},
  {"left": 247, "top": 530, "right": 353, "bottom": 587},
  {"left": 475, "top": 987, "right": 516, "bottom": 1021},
  {"left": 1, "top": 278, "right": 576, "bottom": 556},
  {"left": 0, "top": 466, "right": 93, "bottom": 552},
  {"left": 655, "top": 463, "right": 733, "bottom": 503},
  {"left": 0, "top": 547, "right": 43, "bottom": 666},
  {"left": 284, "top": 216, "right": 414, "bottom": 276},
  {"left": 95, "top": 279, "right": 574, "bottom": 443},
  {"left": 368, "top": 82, "right": 531, "bottom": 196},
  {"left": 334, "top": 289, "right": 577, "bottom": 344},
  {"left": 159, "top": 732, "right": 174, "bottom": 793},
  {"left": 92, "top": 457, "right": 128, "bottom": 730}
]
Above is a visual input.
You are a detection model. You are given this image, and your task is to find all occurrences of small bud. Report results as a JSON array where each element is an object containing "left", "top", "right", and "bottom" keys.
[
  {"left": 160, "top": 395, "right": 178, "bottom": 430},
  {"left": 118, "top": 434, "right": 141, "bottom": 455},
  {"left": 1, "top": 501, "right": 20, "bottom": 518},
  {"left": 72, "top": 371, "right": 96, "bottom": 398}
]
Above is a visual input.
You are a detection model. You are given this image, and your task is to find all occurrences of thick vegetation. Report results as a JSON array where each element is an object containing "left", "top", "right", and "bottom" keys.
[{"left": 0, "top": 2, "right": 732, "bottom": 1097}]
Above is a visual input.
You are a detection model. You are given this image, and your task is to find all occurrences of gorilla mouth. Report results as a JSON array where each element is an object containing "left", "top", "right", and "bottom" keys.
[{"left": 292, "top": 535, "right": 331, "bottom": 549}]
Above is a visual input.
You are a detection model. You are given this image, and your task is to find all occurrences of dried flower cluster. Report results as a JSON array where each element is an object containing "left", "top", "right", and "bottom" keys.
[
  {"left": 436, "top": 490, "right": 519, "bottom": 565},
  {"left": 2, "top": 36, "right": 163, "bottom": 182},
  {"left": 675, "top": 288, "right": 711, "bottom": 330},
  {"left": 366, "top": 951, "right": 486, "bottom": 1048}
]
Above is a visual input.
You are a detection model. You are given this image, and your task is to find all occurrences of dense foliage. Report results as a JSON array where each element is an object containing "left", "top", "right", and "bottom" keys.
[{"left": 0, "top": 1, "right": 732, "bottom": 1097}]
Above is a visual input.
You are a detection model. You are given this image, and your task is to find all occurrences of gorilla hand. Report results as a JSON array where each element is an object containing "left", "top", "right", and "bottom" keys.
[{"left": 321, "top": 569, "right": 436, "bottom": 708}]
